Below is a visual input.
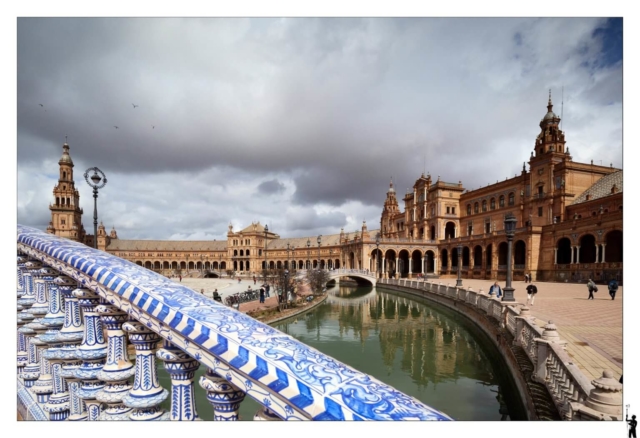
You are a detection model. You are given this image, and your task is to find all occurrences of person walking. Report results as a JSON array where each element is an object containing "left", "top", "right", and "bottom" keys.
[
  {"left": 587, "top": 278, "right": 598, "bottom": 300},
  {"left": 488, "top": 282, "right": 502, "bottom": 298},
  {"left": 253, "top": 276, "right": 257, "bottom": 285},
  {"left": 179, "top": 274, "right": 182, "bottom": 282},
  {"left": 265, "top": 284, "right": 270, "bottom": 298},
  {"left": 608, "top": 279, "right": 619, "bottom": 300},
  {"left": 259, "top": 287, "right": 265, "bottom": 303},
  {"left": 526, "top": 283, "right": 538, "bottom": 306}
]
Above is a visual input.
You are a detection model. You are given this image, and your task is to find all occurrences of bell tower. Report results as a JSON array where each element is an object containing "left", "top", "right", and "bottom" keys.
[
  {"left": 380, "top": 178, "right": 400, "bottom": 238},
  {"left": 48, "top": 142, "right": 85, "bottom": 242},
  {"left": 532, "top": 90, "right": 567, "bottom": 160}
]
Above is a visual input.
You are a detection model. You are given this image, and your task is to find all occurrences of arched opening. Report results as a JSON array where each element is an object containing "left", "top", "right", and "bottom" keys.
[
  {"left": 144, "top": 261, "right": 152, "bottom": 269},
  {"left": 205, "top": 262, "right": 211, "bottom": 270},
  {"left": 486, "top": 244, "right": 493, "bottom": 270},
  {"left": 334, "top": 259, "right": 340, "bottom": 269},
  {"left": 277, "top": 261, "right": 283, "bottom": 269},
  {"left": 514, "top": 240, "right": 526, "bottom": 267},
  {"left": 508, "top": 192, "right": 515, "bottom": 206},
  {"left": 180, "top": 261, "right": 186, "bottom": 269},
  {"left": 580, "top": 234, "right": 597, "bottom": 263},
  {"left": 233, "top": 250, "right": 238, "bottom": 256},
  {"left": 188, "top": 261, "right": 194, "bottom": 270},
  {"left": 239, "top": 250, "right": 244, "bottom": 256},
  {"left": 384, "top": 250, "right": 397, "bottom": 278},
  {"left": 499, "top": 195, "right": 505, "bottom": 208},
  {"left": 196, "top": 261, "right": 202, "bottom": 270},
  {"left": 233, "top": 261, "right": 238, "bottom": 271},
  {"left": 154, "top": 261, "right": 161, "bottom": 270},
  {"left": 163, "top": 261, "right": 170, "bottom": 269},
  {"left": 445, "top": 222, "right": 456, "bottom": 239},
  {"left": 498, "top": 242, "right": 508, "bottom": 267},
  {"left": 371, "top": 249, "right": 383, "bottom": 274},
  {"left": 441, "top": 249, "right": 448, "bottom": 268},
  {"left": 557, "top": 238, "right": 571, "bottom": 264},
  {"left": 430, "top": 225, "right": 436, "bottom": 240},
  {"left": 425, "top": 250, "right": 435, "bottom": 273},
  {"left": 411, "top": 250, "right": 422, "bottom": 275},
  {"left": 451, "top": 247, "right": 459, "bottom": 268},
  {"left": 398, "top": 250, "right": 410, "bottom": 278},
  {"left": 135, "top": 261, "right": 143, "bottom": 266},
  {"left": 220, "top": 262, "right": 226, "bottom": 270},
  {"left": 490, "top": 198, "right": 496, "bottom": 210},
  {"left": 462, "top": 246, "right": 470, "bottom": 268},
  {"left": 473, "top": 245, "right": 483, "bottom": 268},
  {"left": 246, "top": 249, "right": 250, "bottom": 256},
  {"left": 298, "top": 260, "right": 304, "bottom": 269},
  {"left": 269, "top": 261, "right": 275, "bottom": 270},
  {"left": 605, "top": 230, "right": 622, "bottom": 263},
  {"left": 349, "top": 252, "right": 355, "bottom": 269},
  {"left": 172, "top": 261, "right": 178, "bottom": 269}
]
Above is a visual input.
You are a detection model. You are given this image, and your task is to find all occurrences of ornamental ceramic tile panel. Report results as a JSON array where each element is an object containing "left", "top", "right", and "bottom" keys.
[{"left": 17, "top": 225, "right": 452, "bottom": 421}]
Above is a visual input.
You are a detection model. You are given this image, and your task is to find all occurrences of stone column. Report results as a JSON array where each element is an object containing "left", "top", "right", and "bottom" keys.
[
  {"left": 199, "top": 369, "right": 246, "bottom": 420},
  {"left": 570, "top": 246, "right": 574, "bottom": 264},
  {"left": 576, "top": 246, "right": 581, "bottom": 264},
  {"left": 601, "top": 244, "right": 606, "bottom": 263},
  {"left": 395, "top": 257, "right": 399, "bottom": 278},
  {"left": 95, "top": 304, "right": 135, "bottom": 420},
  {"left": 422, "top": 256, "right": 425, "bottom": 275},
  {"left": 74, "top": 288, "right": 108, "bottom": 421},
  {"left": 122, "top": 321, "right": 170, "bottom": 421},
  {"left": 157, "top": 340, "right": 201, "bottom": 420},
  {"left": 434, "top": 256, "right": 438, "bottom": 273},
  {"left": 554, "top": 248, "right": 558, "bottom": 265}
]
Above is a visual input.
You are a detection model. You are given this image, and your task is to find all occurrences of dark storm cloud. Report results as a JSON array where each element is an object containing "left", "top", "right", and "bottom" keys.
[
  {"left": 256, "top": 179, "right": 285, "bottom": 195},
  {"left": 17, "top": 18, "right": 623, "bottom": 239}
]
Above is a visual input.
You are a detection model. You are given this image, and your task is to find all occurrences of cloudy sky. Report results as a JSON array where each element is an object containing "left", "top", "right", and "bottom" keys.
[{"left": 17, "top": 17, "right": 623, "bottom": 241}]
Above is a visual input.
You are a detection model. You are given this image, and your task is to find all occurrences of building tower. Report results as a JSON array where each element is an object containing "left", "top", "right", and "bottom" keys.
[
  {"left": 380, "top": 178, "right": 400, "bottom": 238},
  {"left": 48, "top": 143, "right": 86, "bottom": 242}
]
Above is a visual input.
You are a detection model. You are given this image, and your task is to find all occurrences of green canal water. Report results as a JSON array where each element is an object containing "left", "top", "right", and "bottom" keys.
[{"left": 158, "top": 284, "right": 525, "bottom": 421}]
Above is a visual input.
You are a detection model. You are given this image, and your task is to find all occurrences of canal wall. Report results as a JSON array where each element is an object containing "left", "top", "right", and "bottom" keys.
[{"left": 377, "top": 283, "right": 552, "bottom": 421}]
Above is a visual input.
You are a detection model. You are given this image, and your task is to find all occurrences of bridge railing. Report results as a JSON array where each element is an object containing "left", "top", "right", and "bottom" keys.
[
  {"left": 16, "top": 225, "right": 451, "bottom": 421},
  {"left": 376, "top": 278, "right": 622, "bottom": 421}
]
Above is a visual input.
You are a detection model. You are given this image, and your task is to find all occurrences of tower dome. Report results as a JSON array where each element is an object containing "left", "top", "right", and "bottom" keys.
[{"left": 59, "top": 143, "right": 74, "bottom": 166}]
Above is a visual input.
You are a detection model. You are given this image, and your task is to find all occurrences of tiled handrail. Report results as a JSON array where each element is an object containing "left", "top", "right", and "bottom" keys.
[
  {"left": 376, "top": 278, "right": 620, "bottom": 421},
  {"left": 16, "top": 225, "right": 451, "bottom": 421}
]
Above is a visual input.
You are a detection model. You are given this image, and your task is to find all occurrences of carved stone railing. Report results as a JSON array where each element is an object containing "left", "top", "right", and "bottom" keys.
[
  {"left": 16, "top": 225, "right": 451, "bottom": 421},
  {"left": 377, "top": 278, "right": 621, "bottom": 421}
]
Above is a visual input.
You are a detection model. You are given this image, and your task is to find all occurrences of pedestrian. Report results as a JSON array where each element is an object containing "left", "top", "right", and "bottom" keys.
[
  {"left": 586, "top": 278, "right": 598, "bottom": 300},
  {"left": 253, "top": 276, "right": 257, "bottom": 285},
  {"left": 526, "top": 283, "right": 538, "bottom": 306},
  {"left": 259, "top": 287, "right": 265, "bottom": 303},
  {"left": 238, "top": 278, "right": 241, "bottom": 284},
  {"left": 608, "top": 279, "right": 619, "bottom": 300},
  {"left": 265, "top": 284, "right": 270, "bottom": 298},
  {"left": 488, "top": 282, "right": 502, "bottom": 298},
  {"left": 179, "top": 274, "right": 182, "bottom": 282},
  {"left": 200, "top": 288, "right": 205, "bottom": 295},
  {"left": 213, "top": 289, "right": 221, "bottom": 302}
]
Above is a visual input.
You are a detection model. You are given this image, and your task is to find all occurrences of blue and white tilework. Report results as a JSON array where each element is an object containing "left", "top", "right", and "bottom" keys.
[{"left": 17, "top": 225, "right": 452, "bottom": 421}]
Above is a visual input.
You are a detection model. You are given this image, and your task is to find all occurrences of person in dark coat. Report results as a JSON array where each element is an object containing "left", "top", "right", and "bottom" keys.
[
  {"left": 608, "top": 279, "right": 619, "bottom": 300},
  {"left": 259, "top": 287, "right": 265, "bottom": 303},
  {"left": 586, "top": 278, "right": 597, "bottom": 300}
]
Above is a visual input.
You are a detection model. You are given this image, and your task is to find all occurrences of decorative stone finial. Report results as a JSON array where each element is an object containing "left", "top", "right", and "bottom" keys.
[
  {"left": 542, "top": 320, "right": 561, "bottom": 342},
  {"left": 584, "top": 370, "right": 623, "bottom": 416}
]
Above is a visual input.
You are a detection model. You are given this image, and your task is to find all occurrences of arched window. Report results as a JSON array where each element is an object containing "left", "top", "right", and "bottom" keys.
[
  {"left": 490, "top": 198, "right": 496, "bottom": 210},
  {"left": 467, "top": 204, "right": 471, "bottom": 215},
  {"left": 499, "top": 195, "right": 505, "bottom": 207},
  {"left": 474, "top": 202, "right": 479, "bottom": 213},
  {"left": 482, "top": 200, "right": 487, "bottom": 212},
  {"left": 508, "top": 192, "right": 515, "bottom": 206},
  {"left": 246, "top": 249, "right": 250, "bottom": 256},
  {"left": 63, "top": 171, "right": 66, "bottom": 179}
]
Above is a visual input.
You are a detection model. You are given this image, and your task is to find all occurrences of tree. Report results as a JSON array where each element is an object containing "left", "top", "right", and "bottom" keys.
[
  {"left": 306, "top": 268, "right": 330, "bottom": 295},
  {"left": 226, "top": 269, "right": 235, "bottom": 278},
  {"left": 272, "top": 269, "right": 300, "bottom": 312}
]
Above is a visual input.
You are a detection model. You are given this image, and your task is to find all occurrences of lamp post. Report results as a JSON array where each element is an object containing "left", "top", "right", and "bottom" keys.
[
  {"left": 282, "top": 269, "right": 289, "bottom": 312},
  {"left": 200, "top": 255, "right": 203, "bottom": 275},
  {"left": 376, "top": 233, "right": 380, "bottom": 278},
  {"left": 503, "top": 214, "right": 517, "bottom": 302},
  {"left": 219, "top": 254, "right": 222, "bottom": 275},
  {"left": 456, "top": 243, "right": 463, "bottom": 286},
  {"left": 329, "top": 248, "right": 333, "bottom": 270},
  {"left": 83, "top": 167, "right": 107, "bottom": 249},
  {"left": 317, "top": 235, "right": 322, "bottom": 270},
  {"left": 264, "top": 224, "right": 268, "bottom": 273},
  {"left": 306, "top": 238, "right": 311, "bottom": 270}
]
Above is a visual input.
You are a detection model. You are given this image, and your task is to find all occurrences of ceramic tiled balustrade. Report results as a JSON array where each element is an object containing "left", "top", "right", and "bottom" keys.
[{"left": 16, "top": 225, "right": 451, "bottom": 421}]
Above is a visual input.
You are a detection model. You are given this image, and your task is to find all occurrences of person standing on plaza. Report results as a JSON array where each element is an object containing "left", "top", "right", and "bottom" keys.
[
  {"left": 259, "top": 287, "right": 265, "bottom": 303},
  {"left": 526, "top": 283, "right": 538, "bottom": 306},
  {"left": 587, "top": 278, "right": 598, "bottom": 300},
  {"left": 488, "top": 282, "right": 502, "bottom": 298},
  {"left": 265, "top": 284, "right": 270, "bottom": 298},
  {"left": 179, "top": 274, "right": 182, "bottom": 282},
  {"left": 253, "top": 275, "right": 257, "bottom": 285},
  {"left": 608, "top": 279, "right": 619, "bottom": 300}
]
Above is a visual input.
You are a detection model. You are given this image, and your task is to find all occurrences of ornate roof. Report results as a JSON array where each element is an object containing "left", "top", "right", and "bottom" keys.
[
  {"left": 570, "top": 170, "right": 623, "bottom": 205},
  {"left": 107, "top": 239, "right": 228, "bottom": 252}
]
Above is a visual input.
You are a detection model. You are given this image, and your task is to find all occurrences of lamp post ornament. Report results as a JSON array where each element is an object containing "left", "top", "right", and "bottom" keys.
[
  {"left": 376, "top": 233, "right": 380, "bottom": 278},
  {"left": 83, "top": 167, "right": 107, "bottom": 249},
  {"left": 317, "top": 235, "right": 322, "bottom": 270},
  {"left": 306, "top": 238, "right": 311, "bottom": 270}
]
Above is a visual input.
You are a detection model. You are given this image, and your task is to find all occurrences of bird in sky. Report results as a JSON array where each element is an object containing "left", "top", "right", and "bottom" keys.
[
  {"left": 152, "top": 125, "right": 155, "bottom": 129},
  {"left": 132, "top": 104, "right": 139, "bottom": 108},
  {"left": 114, "top": 126, "right": 119, "bottom": 129},
  {"left": 39, "top": 103, "right": 43, "bottom": 107}
]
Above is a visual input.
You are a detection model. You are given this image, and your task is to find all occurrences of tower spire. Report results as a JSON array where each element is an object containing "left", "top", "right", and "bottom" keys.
[{"left": 547, "top": 89, "right": 553, "bottom": 112}]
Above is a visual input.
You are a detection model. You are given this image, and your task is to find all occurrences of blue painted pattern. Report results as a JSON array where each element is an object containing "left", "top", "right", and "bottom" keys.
[{"left": 17, "top": 225, "right": 452, "bottom": 421}]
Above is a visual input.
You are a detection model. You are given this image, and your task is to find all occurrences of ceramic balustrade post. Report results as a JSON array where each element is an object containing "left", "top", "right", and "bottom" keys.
[
  {"left": 156, "top": 340, "right": 200, "bottom": 420},
  {"left": 74, "top": 288, "right": 107, "bottom": 421},
  {"left": 122, "top": 321, "right": 170, "bottom": 421},
  {"left": 17, "top": 310, "right": 29, "bottom": 375},
  {"left": 199, "top": 369, "right": 246, "bottom": 420},
  {"left": 19, "top": 326, "right": 40, "bottom": 388},
  {"left": 18, "top": 260, "right": 43, "bottom": 373},
  {"left": 95, "top": 303, "right": 135, "bottom": 420},
  {"left": 17, "top": 259, "right": 40, "bottom": 310},
  {"left": 40, "top": 273, "right": 70, "bottom": 420}
]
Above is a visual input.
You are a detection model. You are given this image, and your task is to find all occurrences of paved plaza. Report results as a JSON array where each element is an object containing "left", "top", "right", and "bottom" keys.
[{"left": 436, "top": 278, "right": 622, "bottom": 382}]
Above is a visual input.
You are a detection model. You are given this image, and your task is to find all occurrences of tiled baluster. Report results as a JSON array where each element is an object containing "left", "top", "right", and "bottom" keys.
[
  {"left": 74, "top": 288, "right": 107, "bottom": 421},
  {"left": 17, "top": 255, "right": 26, "bottom": 298},
  {"left": 156, "top": 340, "right": 200, "bottom": 420},
  {"left": 95, "top": 304, "right": 135, "bottom": 420},
  {"left": 41, "top": 273, "right": 70, "bottom": 420},
  {"left": 199, "top": 369, "right": 245, "bottom": 421},
  {"left": 122, "top": 321, "right": 170, "bottom": 421},
  {"left": 18, "top": 259, "right": 42, "bottom": 381},
  {"left": 52, "top": 277, "right": 86, "bottom": 421},
  {"left": 17, "top": 259, "right": 39, "bottom": 309},
  {"left": 19, "top": 326, "right": 40, "bottom": 388}
]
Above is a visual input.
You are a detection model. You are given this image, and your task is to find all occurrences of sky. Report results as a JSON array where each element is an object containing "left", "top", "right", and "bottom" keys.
[{"left": 16, "top": 17, "right": 623, "bottom": 241}]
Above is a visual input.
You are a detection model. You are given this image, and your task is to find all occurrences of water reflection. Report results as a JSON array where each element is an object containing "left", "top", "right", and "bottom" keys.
[{"left": 276, "top": 285, "right": 523, "bottom": 421}]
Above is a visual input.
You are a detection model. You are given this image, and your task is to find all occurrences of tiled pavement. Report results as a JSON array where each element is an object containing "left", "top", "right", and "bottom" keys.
[
  {"left": 173, "top": 276, "right": 623, "bottom": 382},
  {"left": 435, "top": 278, "right": 623, "bottom": 382}
]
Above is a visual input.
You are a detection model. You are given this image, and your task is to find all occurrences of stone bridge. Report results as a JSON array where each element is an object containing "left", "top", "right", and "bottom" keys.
[{"left": 326, "top": 269, "right": 377, "bottom": 286}]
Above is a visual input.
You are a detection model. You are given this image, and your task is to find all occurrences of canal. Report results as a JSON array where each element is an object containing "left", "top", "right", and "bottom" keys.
[{"left": 159, "top": 284, "right": 525, "bottom": 420}]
